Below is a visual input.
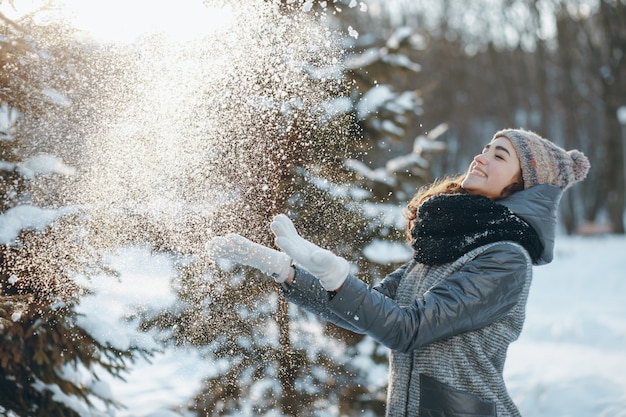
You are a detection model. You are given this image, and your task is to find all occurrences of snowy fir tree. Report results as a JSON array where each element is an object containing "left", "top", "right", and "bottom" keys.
[
  {"left": 0, "top": 1, "right": 448, "bottom": 415},
  {"left": 0, "top": 11, "right": 148, "bottom": 416},
  {"left": 133, "top": 2, "right": 446, "bottom": 416},
  {"left": 0, "top": 1, "right": 449, "bottom": 415}
]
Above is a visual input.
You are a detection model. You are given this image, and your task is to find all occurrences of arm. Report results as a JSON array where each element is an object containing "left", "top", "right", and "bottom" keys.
[
  {"left": 282, "top": 262, "right": 413, "bottom": 333},
  {"left": 281, "top": 266, "right": 364, "bottom": 333},
  {"left": 328, "top": 243, "right": 529, "bottom": 353},
  {"left": 205, "top": 229, "right": 406, "bottom": 334},
  {"left": 371, "top": 261, "right": 416, "bottom": 299}
]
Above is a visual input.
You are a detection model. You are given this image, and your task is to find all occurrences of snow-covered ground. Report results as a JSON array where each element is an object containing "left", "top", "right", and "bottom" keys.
[
  {"left": 87, "top": 234, "right": 626, "bottom": 417},
  {"left": 506, "top": 235, "right": 626, "bottom": 417}
]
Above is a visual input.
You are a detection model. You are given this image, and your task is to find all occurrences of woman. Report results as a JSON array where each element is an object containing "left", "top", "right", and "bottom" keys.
[{"left": 208, "top": 128, "right": 590, "bottom": 416}]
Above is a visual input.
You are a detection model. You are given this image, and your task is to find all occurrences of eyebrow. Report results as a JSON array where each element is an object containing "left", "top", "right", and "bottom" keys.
[{"left": 484, "top": 144, "right": 511, "bottom": 156}]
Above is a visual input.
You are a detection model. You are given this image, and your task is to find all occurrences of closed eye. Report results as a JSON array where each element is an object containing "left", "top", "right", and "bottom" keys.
[{"left": 484, "top": 143, "right": 511, "bottom": 160}]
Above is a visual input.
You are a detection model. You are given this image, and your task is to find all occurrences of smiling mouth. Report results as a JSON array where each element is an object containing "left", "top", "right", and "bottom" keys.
[{"left": 470, "top": 167, "right": 486, "bottom": 177}]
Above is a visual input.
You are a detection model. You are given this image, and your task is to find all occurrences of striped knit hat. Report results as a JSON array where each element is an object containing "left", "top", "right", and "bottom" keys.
[{"left": 494, "top": 129, "right": 590, "bottom": 190}]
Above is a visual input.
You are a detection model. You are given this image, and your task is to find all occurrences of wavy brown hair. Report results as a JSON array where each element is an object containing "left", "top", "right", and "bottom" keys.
[{"left": 403, "top": 172, "right": 524, "bottom": 240}]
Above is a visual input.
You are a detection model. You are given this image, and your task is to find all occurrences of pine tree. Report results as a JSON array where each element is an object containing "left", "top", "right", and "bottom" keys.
[
  {"left": 139, "top": 1, "right": 444, "bottom": 416},
  {"left": 1, "top": 1, "right": 445, "bottom": 415},
  {"left": 0, "top": 10, "right": 146, "bottom": 416}
]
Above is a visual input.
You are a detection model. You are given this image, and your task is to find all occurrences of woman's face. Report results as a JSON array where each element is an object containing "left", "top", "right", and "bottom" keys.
[{"left": 461, "top": 136, "right": 522, "bottom": 200}]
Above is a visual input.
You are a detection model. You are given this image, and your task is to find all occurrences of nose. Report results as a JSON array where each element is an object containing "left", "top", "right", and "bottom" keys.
[{"left": 474, "top": 153, "right": 487, "bottom": 164}]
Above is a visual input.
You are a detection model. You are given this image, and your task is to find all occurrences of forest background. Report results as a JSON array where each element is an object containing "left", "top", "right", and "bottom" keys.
[{"left": 0, "top": 0, "right": 624, "bottom": 416}]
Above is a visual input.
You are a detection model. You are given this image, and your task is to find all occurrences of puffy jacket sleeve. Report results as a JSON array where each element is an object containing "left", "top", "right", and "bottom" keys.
[
  {"left": 281, "top": 266, "right": 362, "bottom": 332},
  {"left": 282, "top": 262, "right": 412, "bottom": 333},
  {"left": 371, "top": 260, "right": 416, "bottom": 299},
  {"left": 327, "top": 242, "right": 529, "bottom": 353}
]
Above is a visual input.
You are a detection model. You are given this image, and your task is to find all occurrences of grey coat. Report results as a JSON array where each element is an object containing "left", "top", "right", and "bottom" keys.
[{"left": 283, "top": 185, "right": 563, "bottom": 416}]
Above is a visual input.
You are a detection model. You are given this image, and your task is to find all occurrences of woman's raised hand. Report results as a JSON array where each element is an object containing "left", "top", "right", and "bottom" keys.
[
  {"left": 271, "top": 214, "right": 349, "bottom": 291},
  {"left": 206, "top": 233, "right": 292, "bottom": 283}
]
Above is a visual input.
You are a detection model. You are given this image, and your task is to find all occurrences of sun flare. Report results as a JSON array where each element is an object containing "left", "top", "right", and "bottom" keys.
[{"left": 62, "top": 0, "right": 233, "bottom": 42}]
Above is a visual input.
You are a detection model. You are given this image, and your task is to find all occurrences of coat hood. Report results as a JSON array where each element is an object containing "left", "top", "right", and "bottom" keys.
[{"left": 499, "top": 184, "right": 562, "bottom": 265}]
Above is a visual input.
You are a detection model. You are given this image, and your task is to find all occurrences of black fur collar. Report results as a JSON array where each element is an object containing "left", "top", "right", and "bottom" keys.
[{"left": 410, "top": 194, "right": 543, "bottom": 265}]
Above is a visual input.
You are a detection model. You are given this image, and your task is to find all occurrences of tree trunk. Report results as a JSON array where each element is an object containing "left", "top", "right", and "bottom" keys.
[
  {"left": 599, "top": 0, "right": 626, "bottom": 233},
  {"left": 278, "top": 296, "right": 298, "bottom": 416}
]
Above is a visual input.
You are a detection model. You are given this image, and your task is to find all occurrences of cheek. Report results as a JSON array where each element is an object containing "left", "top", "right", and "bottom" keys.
[{"left": 506, "top": 168, "right": 521, "bottom": 186}]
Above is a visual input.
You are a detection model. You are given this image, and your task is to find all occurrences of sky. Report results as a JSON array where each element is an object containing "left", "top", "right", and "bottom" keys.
[{"left": 0, "top": 0, "right": 234, "bottom": 43}]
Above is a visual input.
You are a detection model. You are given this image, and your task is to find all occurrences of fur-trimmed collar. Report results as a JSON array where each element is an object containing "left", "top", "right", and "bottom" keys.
[{"left": 410, "top": 193, "right": 543, "bottom": 265}]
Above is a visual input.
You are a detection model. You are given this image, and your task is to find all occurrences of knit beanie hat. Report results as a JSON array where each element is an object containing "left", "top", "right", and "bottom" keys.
[{"left": 494, "top": 128, "right": 590, "bottom": 190}]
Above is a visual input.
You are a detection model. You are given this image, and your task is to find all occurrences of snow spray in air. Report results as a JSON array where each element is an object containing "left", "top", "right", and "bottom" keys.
[
  {"left": 16, "top": 0, "right": 351, "bottom": 294},
  {"left": 3, "top": 2, "right": 358, "bottom": 412},
  {"left": 34, "top": 1, "right": 348, "bottom": 254}
]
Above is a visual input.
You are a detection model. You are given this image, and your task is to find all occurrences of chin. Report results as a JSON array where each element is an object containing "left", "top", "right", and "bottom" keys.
[{"left": 460, "top": 178, "right": 476, "bottom": 191}]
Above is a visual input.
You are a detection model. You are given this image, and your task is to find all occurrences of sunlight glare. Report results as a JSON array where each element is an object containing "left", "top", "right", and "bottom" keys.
[{"left": 60, "top": 0, "right": 233, "bottom": 43}]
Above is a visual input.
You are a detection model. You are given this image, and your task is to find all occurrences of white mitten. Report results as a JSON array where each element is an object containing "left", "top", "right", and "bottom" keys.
[
  {"left": 270, "top": 214, "right": 350, "bottom": 291},
  {"left": 206, "top": 233, "right": 292, "bottom": 283}
]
